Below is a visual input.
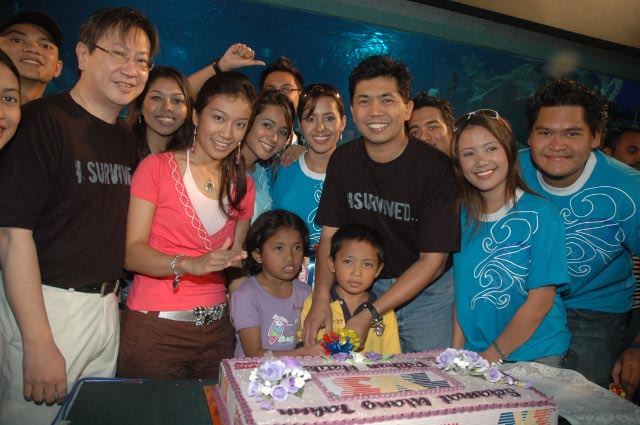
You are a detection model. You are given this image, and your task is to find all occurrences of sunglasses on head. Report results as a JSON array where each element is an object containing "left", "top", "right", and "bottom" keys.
[{"left": 454, "top": 109, "right": 500, "bottom": 132}]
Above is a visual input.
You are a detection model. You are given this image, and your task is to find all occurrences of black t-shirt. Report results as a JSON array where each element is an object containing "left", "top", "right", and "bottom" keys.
[
  {"left": 316, "top": 137, "right": 460, "bottom": 279},
  {"left": 0, "top": 91, "right": 136, "bottom": 288}
]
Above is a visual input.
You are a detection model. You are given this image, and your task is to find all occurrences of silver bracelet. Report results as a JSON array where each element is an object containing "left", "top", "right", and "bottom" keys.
[
  {"left": 492, "top": 340, "right": 510, "bottom": 361},
  {"left": 171, "top": 254, "right": 185, "bottom": 289}
]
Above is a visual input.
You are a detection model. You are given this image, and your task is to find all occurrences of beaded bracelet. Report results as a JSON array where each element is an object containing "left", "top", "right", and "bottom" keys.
[
  {"left": 171, "top": 254, "right": 185, "bottom": 288},
  {"left": 492, "top": 340, "right": 510, "bottom": 361}
]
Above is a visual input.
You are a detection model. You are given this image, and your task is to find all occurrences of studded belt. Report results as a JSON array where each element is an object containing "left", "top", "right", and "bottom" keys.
[{"left": 156, "top": 302, "right": 228, "bottom": 326}]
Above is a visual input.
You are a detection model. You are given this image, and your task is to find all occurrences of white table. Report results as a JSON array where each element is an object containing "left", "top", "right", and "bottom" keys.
[{"left": 502, "top": 362, "right": 640, "bottom": 425}]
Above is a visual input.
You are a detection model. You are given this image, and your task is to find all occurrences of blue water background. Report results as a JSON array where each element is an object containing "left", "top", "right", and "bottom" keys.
[{"left": 2, "top": 0, "right": 638, "bottom": 144}]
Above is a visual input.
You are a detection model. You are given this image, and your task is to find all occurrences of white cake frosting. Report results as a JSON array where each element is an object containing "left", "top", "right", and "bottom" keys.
[{"left": 215, "top": 351, "right": 557, "bottom": 425}]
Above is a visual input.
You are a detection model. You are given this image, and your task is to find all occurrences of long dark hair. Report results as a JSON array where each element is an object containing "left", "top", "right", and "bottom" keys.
[
  {"left": 241, "top": 90, "right": 295, "bottom": 181},
  {"left": 0, "top": 49, "right": 20, "bottom": 93},
  {"left": 243, "top": 209, "right": 310, "bottom": 276},
  {"left": 174, "top": 72, "right": 256, "bottom": 218},
  {"left": 297, "top": 83, "right": 345, "bottom": 121},
  {"left": 126, "top": 66, "right": 193, "bottom": 160},
  {"left": 451, "top": 110, "right": 535, "bottom": 230}
]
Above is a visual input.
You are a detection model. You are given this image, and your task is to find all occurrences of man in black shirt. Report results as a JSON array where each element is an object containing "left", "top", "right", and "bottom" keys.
[
  {"left": 0, "top": 8, "right": 158, "bottom": 424},
  {"left": 303, "top": 56, "right": 459, "bottom": 352}
]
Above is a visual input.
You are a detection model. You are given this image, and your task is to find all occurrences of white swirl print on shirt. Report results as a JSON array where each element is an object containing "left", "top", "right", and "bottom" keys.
[
  {"left": 560, "top": 186, "right": 635, "bottom": 277},
  {"left": 471, "top": 211, "right": 539, "bottom": 310},
  {"left": 307, "top": 182, "right": 323, "bottom": 244}
]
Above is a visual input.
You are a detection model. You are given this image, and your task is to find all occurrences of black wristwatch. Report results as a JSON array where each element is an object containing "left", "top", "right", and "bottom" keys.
[{"left": 362, "top": 303, "right": 385, "bottom": 336}]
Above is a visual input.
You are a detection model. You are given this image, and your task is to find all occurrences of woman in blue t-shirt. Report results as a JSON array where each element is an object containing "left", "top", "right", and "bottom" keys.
[
  {"left": 450, "top": 109, "right": 571, "bottom": 366},
  {"left": 271, "top": 84, "right": 347, "bottom": 246}
]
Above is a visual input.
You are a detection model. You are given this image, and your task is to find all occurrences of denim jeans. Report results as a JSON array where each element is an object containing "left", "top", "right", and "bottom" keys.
[
  {"left": 372, "top": 269, "right": 454, "bottom": 353},
  {"left": 562, "top": 308, "right": 626, "bottom": 388}
]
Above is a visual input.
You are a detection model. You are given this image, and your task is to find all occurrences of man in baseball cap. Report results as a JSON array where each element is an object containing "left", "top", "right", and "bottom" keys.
[{"left": 0, "top": 10, "right": 63, "bottom": 104}]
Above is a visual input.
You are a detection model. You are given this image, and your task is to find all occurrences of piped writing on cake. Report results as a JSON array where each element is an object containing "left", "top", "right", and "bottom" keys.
[
  {"left": 304, "top": 364, "right": 357, "bottom": 373},
  {"left": 362, "top": 397, "right": 432, "bottom": 409},
  {"left": 366, "top": 361, "right": 429, "bottom": 369},
  {"left": 276, "top": 404, "right": 355, "bottom": 417},
  {"left": 439, "top": 388, "right": 521, "bottom": 405}
]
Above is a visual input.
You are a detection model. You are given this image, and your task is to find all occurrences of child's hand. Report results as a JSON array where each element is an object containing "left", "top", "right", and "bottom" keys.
[{"left": 301, "top": 342, "right": 325, "bottom": 357}]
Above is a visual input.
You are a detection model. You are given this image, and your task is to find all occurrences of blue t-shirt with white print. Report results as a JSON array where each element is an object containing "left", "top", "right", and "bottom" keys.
[
  {"left": 454, "top": 191, "right": 571, "bottom": 361},
  {"left": 520, "top": 149, "right": 640, "bottom": 312},
  {"left": 247, "top": 162, "right": 273, "bottom": 222},
  {"left": 271, "top": 153, "right": 325, "bottom": 245}
]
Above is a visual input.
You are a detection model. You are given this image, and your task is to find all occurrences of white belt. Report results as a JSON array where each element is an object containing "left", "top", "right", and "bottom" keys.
[{"left": 154, "top": 302, "right": 228, "bottom": 326}]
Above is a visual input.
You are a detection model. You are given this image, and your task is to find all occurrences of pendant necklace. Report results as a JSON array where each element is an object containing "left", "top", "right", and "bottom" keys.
[
  {"left": 204, "top": 178, "right": 215, "bottom": 193},
  {"left": 194, "top": 162, "right": 218, "bottom": 193}
]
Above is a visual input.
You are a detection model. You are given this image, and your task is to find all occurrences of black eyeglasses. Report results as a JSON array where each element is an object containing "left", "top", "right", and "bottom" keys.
[{"left": 263, "top": 85, "right": 301, "bottom": 96}]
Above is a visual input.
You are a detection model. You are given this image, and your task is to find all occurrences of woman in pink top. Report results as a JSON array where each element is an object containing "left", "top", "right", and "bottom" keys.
[{"left": 117, "top": 72, "right": 257, "bottom": 379}]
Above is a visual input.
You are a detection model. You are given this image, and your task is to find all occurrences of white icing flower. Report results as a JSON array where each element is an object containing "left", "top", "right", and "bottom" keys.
[
  {"left": 453, "top": 357, "right": 470, "bottom": 369},
  {"left": 351, "top": 352, "right": 366, "bottom": 363},
  {"left": 294, "top": 377, "right": 306, "bottom": 388},
  {"left": 261, "top": 386, "right": 271, "bottom": 396}
]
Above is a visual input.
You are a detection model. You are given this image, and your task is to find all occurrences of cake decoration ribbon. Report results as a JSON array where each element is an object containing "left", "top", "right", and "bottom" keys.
[{"left": 321, "top": 328, "right": 360, "bottom": 355}]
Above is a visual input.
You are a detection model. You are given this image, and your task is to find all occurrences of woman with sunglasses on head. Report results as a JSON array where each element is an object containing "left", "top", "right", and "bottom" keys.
[
  {"left": 127, "top": 66, "right": 193, "bottom": 161},
  {"left": 117, "top": 72, "right": 256, "bottom": 380},
  {"left": 239, "top": 89, "right": 295, "bottom": 222},
  {"left": 271, "top": 84, "right": 347, "bottom": 246},
  {"left": 450, "top": 109, "right": 570, "bottom": 366}
]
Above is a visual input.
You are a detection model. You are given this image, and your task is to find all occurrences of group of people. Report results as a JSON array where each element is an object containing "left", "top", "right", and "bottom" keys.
[{"left": 0, "top": 6, "right": 638, "bottom": 425}]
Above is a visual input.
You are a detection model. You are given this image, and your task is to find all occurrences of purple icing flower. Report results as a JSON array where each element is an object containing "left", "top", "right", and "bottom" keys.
[
  {"left": 523, "top": 381, "right": 533, "bottom": 389},
  {"left": 258, "top": 360, "right": 286, "bottom": 383},
  {"left": 285, "top": 376, "right": 299, "bottom": 393},
  {"left": 271, "top": 384, "right": 289, "bottom": 402},
  {"left": 485, "top": 366, "right": 502, "bottom": 383},
  {"left": 281, "top": 357, "right": 303, "bottom": 371},
  {"left": 247, "top": 380, "right": 260, "bottom": 397},
  {"left": 472, "top": 357, "right": 490, "bottom": 371},
  {"left": 331, "top": 352, "right": 351, "bottom": 362},
  {"left": 436, "top": 348, "right": 457, "bottom": 369},
  {"left": 365, "top": 352, "right": 382, "bottom": 361},
  {"left": 260, "top": 400, "right": 274, "bottom": 410}
]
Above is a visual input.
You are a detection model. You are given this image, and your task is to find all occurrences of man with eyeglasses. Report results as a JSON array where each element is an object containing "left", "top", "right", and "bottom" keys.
[
  {"left": 0, "top": 10, "right": 63, "bottom": 104},
  {"left": 520, "top": 79, "right": 640, "bottom": 392},
  {"left": 0, "top": 8, "right": 158, "bottom": 424}
]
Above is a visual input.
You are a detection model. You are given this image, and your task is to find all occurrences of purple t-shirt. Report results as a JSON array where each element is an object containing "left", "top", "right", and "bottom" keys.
[{"left": 231, "top": 276, "right": 310, "bottom": 357}]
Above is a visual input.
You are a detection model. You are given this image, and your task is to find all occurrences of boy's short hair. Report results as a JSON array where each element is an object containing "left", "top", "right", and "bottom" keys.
[
  {"left": 348, "top": 55, "right": 412, "bottom": 104},
  {"left": 259, "top": 56, "right": 304, "bottom": 90},
  {"left": 330, "top": 224, "right": 385, "bottom": 264},
  {"left": 526, "top": 78, "right": 608, "bottom": 136}
]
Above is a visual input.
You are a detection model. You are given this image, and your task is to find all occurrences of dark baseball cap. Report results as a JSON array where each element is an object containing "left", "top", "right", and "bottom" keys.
[{"left": 0, "top": 10, "right": 63, "bottom": 47}]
